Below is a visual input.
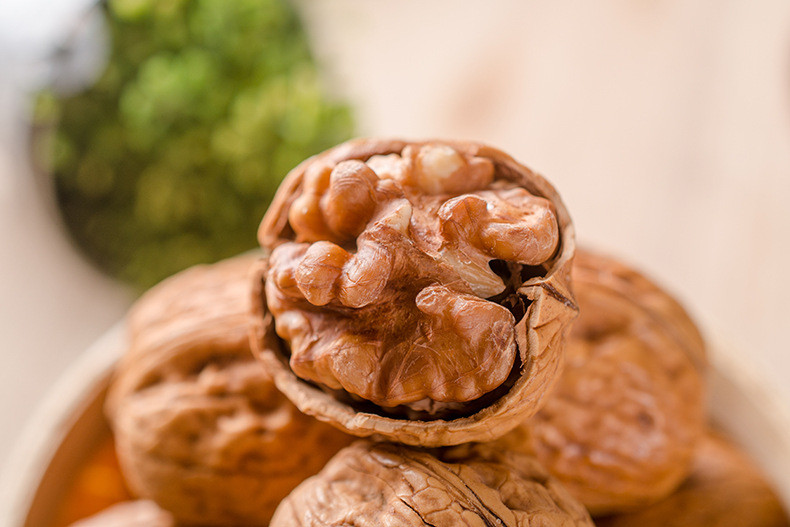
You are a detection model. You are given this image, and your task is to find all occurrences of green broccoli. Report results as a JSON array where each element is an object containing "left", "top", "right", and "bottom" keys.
[{"left": 35, "top": 0, "right": 354, "bottom": 290}]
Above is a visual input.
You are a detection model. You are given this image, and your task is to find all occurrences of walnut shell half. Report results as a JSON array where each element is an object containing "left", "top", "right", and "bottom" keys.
[
  {"left": 69, "top": 501, "right": 174, "bottom": 527},
  {"left": 105, "top": 255, "right": 352, "bottom": 526},
  {"left": 597, "top": 433, "right": 790, "bottom": 527},
  {"left": 251, "top": 138, "right": 577, "bottom": 447},
  {"left": 271, "top": 440, "right": 594, "bottom": 527},
  {"left": 497, "top": 248, "right": 707, "bottom": 514}
]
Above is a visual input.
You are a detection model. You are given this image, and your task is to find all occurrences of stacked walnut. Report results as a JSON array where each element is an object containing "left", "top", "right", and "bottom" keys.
[{"left": 73, "top": 139, "right": 788, "bottom": 526}]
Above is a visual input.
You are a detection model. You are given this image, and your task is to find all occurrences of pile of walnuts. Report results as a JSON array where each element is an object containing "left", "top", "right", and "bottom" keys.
[{"left": 73, "top": 139, "right": 787, "bottom": 527}]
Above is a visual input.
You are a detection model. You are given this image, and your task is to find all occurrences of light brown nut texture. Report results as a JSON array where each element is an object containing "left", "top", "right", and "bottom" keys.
[
  {"left": 69, "top": 500, "right": 174, "bottom": 527},
  {"left": 271, "top": 440, "right": 594, "bottom": 527},
  {"left": 496, "top": 248, "right": 707, "bottom": 515},
  {"left": 596, "top": 433, "right": 790, "bottom": 527},
  {"left": 251, "top": 138, "right": 577, "bottom": 447},
  {"left": 105, "top": 255, "right": 353, "bottom": 527}
]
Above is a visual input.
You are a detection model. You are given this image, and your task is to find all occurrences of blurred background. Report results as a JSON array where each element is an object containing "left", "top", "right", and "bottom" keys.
[{"left": 1, "top": 0, "right": 789, "bottom": 474}]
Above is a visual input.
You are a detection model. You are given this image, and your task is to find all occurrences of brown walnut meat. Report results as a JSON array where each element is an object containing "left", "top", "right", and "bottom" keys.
[
  {"left": 252, "top": 138, "right": 577, "bottom": 446},
  {"left": 105, "top": 255, "right": 353, "bottom": 526},
  {"left": 597, "top": 433, "right": 790, "bottom": 527},
  {"left": 271, "top": 440, "right": 594, "bottom": 527},
  {"left": 496, "top": 248, "right": 707, "bottom": 515},
  {"left": 69, "top": 501, "right": 174, "bottom": 527}
]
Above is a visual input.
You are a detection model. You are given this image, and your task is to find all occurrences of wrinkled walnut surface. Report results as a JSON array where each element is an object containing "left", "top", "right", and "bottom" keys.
[
  {"left": 271, "top": 440, "right": 594, "bottom": 527},
  {"left": 597, "top": 433, "right": 790, "bottom": 527},
  {"left": 497, "top": 248, "right": 707, "bottom": 515},
  {"left": 69, "top": 501, "right": 174, "bottom": 527},
  {"left": 252, "top": 138, "right": 577, "bottom": 446},
  {"left": 106, "top": 255, "right": 352, "bottom": 526}
]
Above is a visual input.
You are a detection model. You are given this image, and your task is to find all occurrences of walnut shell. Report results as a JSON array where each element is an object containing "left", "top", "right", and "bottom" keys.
[
  {"left": 597, "top": 433, "right": 790, "bottom": 527},
  {"left": 497, "top": 248, "right": 707, "bottom": 514},
  {"left": 271, "top": 440, "right": 594, "bottom": 527},
  {"left": 69, "top": 501, "right": 174, "bottom": 527},
  {"left": 105, "top": 255, "right": 353, "bottom": 526},
  {"left": 251, "top": 138, "right": 577, "bottom": 447}
]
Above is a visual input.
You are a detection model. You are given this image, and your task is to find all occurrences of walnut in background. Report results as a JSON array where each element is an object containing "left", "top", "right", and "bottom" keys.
[
  {"left": 597, "top": 433, "right": 790, "bottom": 527},
  {"left": 498, "top": 248, "right": 707, "bottom": 515},
  {"left": 105, "top": 255, "right": 353, "bottom": 526},
  {"left": 252, "top": 138, "right": 577, "bottom": 447},
  {"left": 271, "top": 441, "right": 594, "bottom": 527}
]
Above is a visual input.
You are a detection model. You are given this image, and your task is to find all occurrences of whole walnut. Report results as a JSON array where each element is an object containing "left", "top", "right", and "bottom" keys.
[
  {"left": 69, "top": 501, "right": 174, "bottom": 527},
  {"left": 105, "top": 255, "right": 353, "bottom": 526},
  {"left": 271, "top": 440, "right": 594, "bottom": 527},
  {"left": 597, "top": 433, "right": 790, "bottom": 527},
  {"left": 252, "top": 138, "right": 577, "bottom": 447},
  {"left": 497, "top": 248, "right": 707, "bottom": 515}
]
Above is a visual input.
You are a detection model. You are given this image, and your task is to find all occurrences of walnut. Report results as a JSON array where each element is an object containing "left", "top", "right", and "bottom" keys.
[
  {"left": 68, "top": 501, "right": 174, "bottom": 527},
  {"left": 251, "top": 138, "right": 577, "bottom": 447},
  {"left": 105, "top": 255, "right": 353, "bottom": 526},
  {"left": 496, "top": 248, "right": 707, "bottom": 515},
  {"left": 597, "top": 433, "right": 790, "bottom": 527},
  {"left": 270, "top": 440, "right": 594, "bottom": 527}
]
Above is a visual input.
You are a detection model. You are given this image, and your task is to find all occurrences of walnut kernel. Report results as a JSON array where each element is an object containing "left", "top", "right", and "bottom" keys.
[{"left": 252, "top": 138, "right": 577, "bottom": 446}]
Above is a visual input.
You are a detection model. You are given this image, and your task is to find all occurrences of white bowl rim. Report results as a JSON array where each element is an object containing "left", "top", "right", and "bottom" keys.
[{"left": 0, "top": 322, "right": 126, "bottom": 527}]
